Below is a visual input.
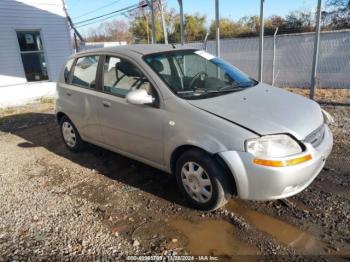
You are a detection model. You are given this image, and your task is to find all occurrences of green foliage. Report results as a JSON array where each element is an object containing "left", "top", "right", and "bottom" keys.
[
  {"left": 209, "top": 19, "right": 242, "bottom": 39},
  {"left": 183, "top": 14, "right": 207, "bottom": 42},
  {"left": 239, "top": 15, "right": 260, "bottom": 33},
  {"left": 168, "top": 14, "right": 207, "bottom": 42},
  {"left": 39, "top": 97, "right": 54, "bottom": 105},
  {"left": 130, "top": 15, "right": 163, "bottom": 43}
]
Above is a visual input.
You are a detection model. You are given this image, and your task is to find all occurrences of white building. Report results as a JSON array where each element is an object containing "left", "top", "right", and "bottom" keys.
[{"left": 0, "top": 0, "right": 72, "bottom": 107}]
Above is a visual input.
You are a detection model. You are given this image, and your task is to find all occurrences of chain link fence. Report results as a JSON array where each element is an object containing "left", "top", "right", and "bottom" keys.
[{"left": 184, "top": 29, "right": 350, "bottom": 104}]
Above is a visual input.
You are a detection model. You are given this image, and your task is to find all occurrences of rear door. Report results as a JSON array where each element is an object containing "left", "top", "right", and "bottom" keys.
[
  {"left": 95, "top": 55, "right": 164, "bottom": 165},
  {"left": 58, "top": 55, "right": 103, "bottom": 143}
]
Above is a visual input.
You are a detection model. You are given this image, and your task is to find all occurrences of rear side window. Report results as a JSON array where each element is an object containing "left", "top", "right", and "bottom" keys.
[
  {"left": 63, "top": 58, "right": 74, "bottom": 83},
  {"left": 71, "top": 56, "right": 99, "bottom": 89}
]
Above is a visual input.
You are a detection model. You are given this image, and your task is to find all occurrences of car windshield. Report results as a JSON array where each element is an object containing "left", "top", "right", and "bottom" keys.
[{"left": 143, "top": 49, "right": 258, "bottom": 99}]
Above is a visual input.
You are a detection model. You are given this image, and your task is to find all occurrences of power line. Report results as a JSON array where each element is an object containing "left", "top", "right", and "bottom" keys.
[
  {"left": 73, "top": 0, "right": 123, "bottom": 19},
  {"left": 76, "top": 11, "right": 127, "bottom": 28},
  {"left": 75, "top": 2, "right": 146, "bottom": 25},
  {"left": 76, "top": 3, "right": 148, "bottom": 28}
]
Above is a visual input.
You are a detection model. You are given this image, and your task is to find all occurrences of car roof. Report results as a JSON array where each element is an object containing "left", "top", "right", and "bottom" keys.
[{"left": 73, "top": 44, "right": 197, "bottom": 58}]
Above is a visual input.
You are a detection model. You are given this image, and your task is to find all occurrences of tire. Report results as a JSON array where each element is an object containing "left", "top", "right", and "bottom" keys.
[
  {"left": 175, "top": 149, "right": 230, "bottom": 211},
  {"left": 59, "top": 116, "right": 85, "bottom": 152}
]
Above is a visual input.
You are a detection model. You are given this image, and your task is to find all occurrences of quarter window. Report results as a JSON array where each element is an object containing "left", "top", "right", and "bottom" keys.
[
  {"left": 103, "top": 56, "right": 155, "bottom": 97},
  {"left": 72, "top": 56, "right": 99, "bottom": 89},
  {"left": 64, "top": 59, "right": 74, "bottom": 83}
]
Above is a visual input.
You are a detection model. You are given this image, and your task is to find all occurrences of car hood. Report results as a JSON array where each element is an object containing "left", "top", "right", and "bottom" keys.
[{"left": 187, "top": 83, "right": 324, "bottom": 140}]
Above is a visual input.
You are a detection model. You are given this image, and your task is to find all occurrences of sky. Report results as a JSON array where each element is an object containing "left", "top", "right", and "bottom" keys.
[{"left": 65, "top": 0, "right": 320, "bottom": 34}]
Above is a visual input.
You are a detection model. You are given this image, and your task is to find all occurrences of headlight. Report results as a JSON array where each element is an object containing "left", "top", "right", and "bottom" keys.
[
  {"left": 246, "top": 134, "right": 302, "bottom": 158},
  {"left": 322, "top": 109, "right": 334, "bottom": 125}
]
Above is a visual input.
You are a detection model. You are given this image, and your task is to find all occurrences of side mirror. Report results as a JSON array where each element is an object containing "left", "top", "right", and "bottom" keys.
[{"left": 126, "top": 89, "right": 155, "bottom": 106}]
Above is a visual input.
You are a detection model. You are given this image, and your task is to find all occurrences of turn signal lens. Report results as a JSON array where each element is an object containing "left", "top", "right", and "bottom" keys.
[{"left": 253, "top": 154, "right": 312, "bottom": 167}]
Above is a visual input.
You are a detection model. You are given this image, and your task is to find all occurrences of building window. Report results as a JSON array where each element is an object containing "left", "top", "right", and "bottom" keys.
[{"left": 16, "top": 30, "right": 48, "bottom": 82}]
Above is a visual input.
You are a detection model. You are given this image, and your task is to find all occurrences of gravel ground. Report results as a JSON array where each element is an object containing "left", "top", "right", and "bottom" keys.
[{"left": 0, "top": 101, "right": 349, "bottom": 260}]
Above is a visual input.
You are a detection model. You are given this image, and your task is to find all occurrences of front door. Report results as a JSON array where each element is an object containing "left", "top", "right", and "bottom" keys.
[{"left": 96, "top": 55, "right": 164, "bottom": 165}]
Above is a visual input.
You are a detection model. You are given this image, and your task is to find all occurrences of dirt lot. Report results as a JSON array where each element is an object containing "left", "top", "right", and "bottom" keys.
[{"left": 0, "top": 99, "right": 349, "bottom": 260}]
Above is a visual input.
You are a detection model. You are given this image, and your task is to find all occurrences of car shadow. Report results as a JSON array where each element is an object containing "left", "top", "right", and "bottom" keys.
[{"left": 0, "top": 112, "right": 188, "bottom": 208}]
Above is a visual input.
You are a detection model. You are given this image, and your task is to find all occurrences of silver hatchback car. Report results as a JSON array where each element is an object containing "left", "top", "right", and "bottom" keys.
[{"left": 56, "top": 45, "right": 333, "bottom": 211}]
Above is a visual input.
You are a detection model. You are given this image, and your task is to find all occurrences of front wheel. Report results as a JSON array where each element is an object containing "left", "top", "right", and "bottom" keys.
[{"left": 175, "top": 149, "right": 230, "bottom": 211}]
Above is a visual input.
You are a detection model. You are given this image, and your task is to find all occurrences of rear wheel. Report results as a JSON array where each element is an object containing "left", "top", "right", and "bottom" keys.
[
  {"left": 59, "top": 116, "right": 85, "bottom": 152},
  {"left": 175, "top": 149, "right": 230, "bottom": 211}
]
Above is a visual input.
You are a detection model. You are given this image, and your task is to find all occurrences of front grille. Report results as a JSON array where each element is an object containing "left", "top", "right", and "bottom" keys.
[{"left": 304, "top": 124, "right": 325, "bottom": 147}]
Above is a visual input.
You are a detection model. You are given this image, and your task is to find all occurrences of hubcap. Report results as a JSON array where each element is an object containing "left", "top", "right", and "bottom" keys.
[
  {"left": 181, "top": 161, "right": 212, "bottom": 203},
  {"left": 62, "top": 121, "right": 76, "bottom": 148}
]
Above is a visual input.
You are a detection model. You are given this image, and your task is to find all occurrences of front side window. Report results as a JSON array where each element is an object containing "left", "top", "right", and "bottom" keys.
[
  {"left": 103, "top": 56, "right": 155, "bottom": 98},
  {"left": 144, "top": 50, "right": 258, "bottom": 99},
  {"left": 72, "top": 56, "right": 99, "bottom": 89},
  {"left": 16, "top": 30, "right": 48, "bottom": 82}
]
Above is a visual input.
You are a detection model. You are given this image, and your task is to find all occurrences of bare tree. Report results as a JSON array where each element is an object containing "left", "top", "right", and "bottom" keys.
[
  {"left": 323, "top": 0, "right": 350, "bottom": 29},
  {"left": 85, "top": 19, "right": 132, "bottom": 42}
]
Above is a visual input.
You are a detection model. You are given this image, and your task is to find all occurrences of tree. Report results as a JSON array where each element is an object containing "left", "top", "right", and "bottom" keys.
[
  {"left": 323, "top": 0, "right": 350, "bottom": 29},
  {"left": 128, "top": 0, "right": 172, "bottom": 43},
  {"left": 130, "top": 14, "right": 163, "bottom": 43},
  {"left": 264, "top": 15, "right": 285, "bottom": 34},
  {"left": 284, "top": 11, "right": 313, "bottom": 33},
  {"left": 86, "top": 19, "right": 132, "bottom": 42},
  {"left": 168, "top": 14, "right": 207, "bottom": 42},
  {"left": 184, "top": 14, "right": 207, "bottom": 42},
  {"left": 239, "top": 15, "right": 260, "bottom": 33},
  {"left": 208, "top": 18, "right": 242, "bottom": 39}
]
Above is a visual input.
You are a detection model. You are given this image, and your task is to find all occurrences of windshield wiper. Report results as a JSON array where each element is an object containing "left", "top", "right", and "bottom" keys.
[
  {"left": 218, "top": 82, "right": 254, "bottom": 92},
  {"left": 176, "top": 88, "right": 244, "bottom": 95}
]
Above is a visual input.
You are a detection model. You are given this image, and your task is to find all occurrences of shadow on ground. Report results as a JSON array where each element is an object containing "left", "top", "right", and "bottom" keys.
[{"left": 0, "top": 112, "right": 187, "bottom": 208}]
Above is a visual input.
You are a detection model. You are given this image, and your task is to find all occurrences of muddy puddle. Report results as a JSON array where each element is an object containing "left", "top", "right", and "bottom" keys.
[
  {"left": 226, "top": 199, "right": 325, "bottom": 254},
  {"left": 168, "top": 218, "right": 259, "bottom": 256}
]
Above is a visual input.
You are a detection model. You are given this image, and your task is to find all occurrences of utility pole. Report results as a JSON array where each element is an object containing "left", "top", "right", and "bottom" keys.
[
  {"left": 61, "top": 0, "right": 84, "bottom": 43},
  {"left": 177, "top": 0, "right": 184, "bottom": 45},
  {"left": 145, "top": 0, "right": 156, "bottom": 43},
  {"left": 258, "top": 0, "right": 264, "bottom": 82},
  {"left": 141, "top": 4, "right": 150, "bottom": 44},
  {"left": 158, "top": 0, "right": 168, "bottom": 44},
  {"left": 215, "top": 0, "right": 220, "bottom": 57},
  {"left": 310, "top": 0, "right": 322, "bottom": 100}
]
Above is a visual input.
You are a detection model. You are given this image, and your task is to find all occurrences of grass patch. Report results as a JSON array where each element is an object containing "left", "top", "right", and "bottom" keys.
[
  {"left": 284, "top": 87, "right": 350, "bottom": 104},
  {"left": 39, "top": 97, "right": 54, "bottom": 105},
  {"left": 0, "top": 108, "right": 19, "bottom": 118},
  {"left": 0, "top": 97, "right": 55, "bottom": 118}
]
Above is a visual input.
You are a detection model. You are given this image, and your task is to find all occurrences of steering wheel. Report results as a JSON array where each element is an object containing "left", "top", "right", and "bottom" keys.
[{"left": 189, "top": 71, "right": 208, "bottom": 90}]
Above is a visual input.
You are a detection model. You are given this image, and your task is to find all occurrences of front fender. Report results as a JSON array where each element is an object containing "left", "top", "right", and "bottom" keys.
[{"left": 164, "top": 131, "right": 229, "bottom": 170}]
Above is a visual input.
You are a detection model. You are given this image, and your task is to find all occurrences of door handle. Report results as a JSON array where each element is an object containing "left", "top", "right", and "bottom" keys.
[
  {"left": 66, "top": 91, "right": 71, "bottom": 96},
  {"left": 102, "top": 101, "right": 111, "bottom": 108}
]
